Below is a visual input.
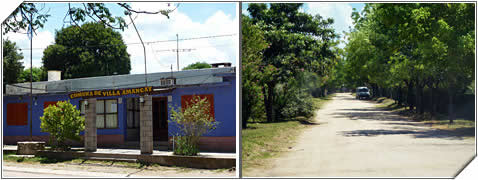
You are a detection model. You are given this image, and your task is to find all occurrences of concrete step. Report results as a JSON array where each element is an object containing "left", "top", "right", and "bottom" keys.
[
  {"left": 84, "top": 152, "right": 138, "bottom": 159},
  {"left": 80, "top": 156, "right": 138, "bottom": 163}
]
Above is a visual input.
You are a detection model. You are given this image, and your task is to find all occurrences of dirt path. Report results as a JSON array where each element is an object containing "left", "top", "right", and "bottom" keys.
[
  {"left": 246, "top": 93, "right": 475, "bottom": 177},
  {"left": 2, "top": 161, "right": 235, "bottom": 178}
]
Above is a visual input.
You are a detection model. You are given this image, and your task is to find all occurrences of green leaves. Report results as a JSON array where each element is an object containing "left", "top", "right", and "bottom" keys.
[
  {"left": 169, "top": 96, "right": 219, "bottom": 155},
  {"left": 42, "top": 22, "right": 131, "bottom": 79},
  {"left": 2, "top": 39, "right": 24, "bottom": 89},
  {"left": 182, "top": 62, "right": 212, "bottom": 70},
  {"left": 40, "top": 101, "right": 85, "bottom": 149}
]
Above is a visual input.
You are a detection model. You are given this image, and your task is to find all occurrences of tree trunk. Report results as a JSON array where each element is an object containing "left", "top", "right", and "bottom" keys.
[
  {"left": 407, "top": 82, "right": 414, "bottom": 111},
  {"left": 397, "top": 86, "right": 403, "bottom": 106},
  {"left": 448, "top": 87, "right": 455, "bottom": 124},
  {"left": 430, "top": 86, "right": 437, "bottom": 118},
  {"left": 264, "top": 82, "right": 276, "bottom": 123},
  {"left": 416, "top": 83, "right": 424, "bottom": 114}
]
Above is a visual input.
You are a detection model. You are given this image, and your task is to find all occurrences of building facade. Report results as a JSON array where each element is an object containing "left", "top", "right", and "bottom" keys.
[{"left": 3, "top": 67, "right": 236, "bottom": 152}]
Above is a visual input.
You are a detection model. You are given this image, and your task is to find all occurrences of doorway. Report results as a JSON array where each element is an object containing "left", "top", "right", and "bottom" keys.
[{"left": 152, "top": 97, "right": 168, "bottom": 142}]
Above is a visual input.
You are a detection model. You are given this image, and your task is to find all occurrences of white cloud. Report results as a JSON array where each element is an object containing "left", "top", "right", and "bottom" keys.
[
  {"left": 3, "top": 3, "right": 237, "bottom": 75},
  {"left": 4, "top": 30, "right": 55, "bottom": 69},
  {"left": 123, "top": 5, "right": 238, "bottom": 74},
  {"left": 306, "top": 3, "right": 354, "bottom": 48}
]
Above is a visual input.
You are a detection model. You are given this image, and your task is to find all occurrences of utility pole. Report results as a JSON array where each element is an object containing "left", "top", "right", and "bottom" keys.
[
  {"left": 129, "top": 14, "right": 147, "bottom": 87},
  {"left": 29, "top": 13, "right": 33, "bottom": 141},
  {"left": 176, "top": 34, "right": 179, "bottom": 71}
]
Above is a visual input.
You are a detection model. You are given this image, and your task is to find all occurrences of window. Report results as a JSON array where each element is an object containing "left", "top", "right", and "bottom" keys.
[
  {"left": 97, "top": 99, "right": 118, "bottom": 128},
  {"left": 79, "top": 100, "right": 86, "bottom": 116},
  {"left": 7, "top": 103, "right": 28, "bottom": 126},
  {"left": 127, "top": 98, "right": 140, "bottom": 129},
  {"left": 181, "top": 94, "right": 214, "bottom": 120},
  {"left": 79, "top": 99, "right": 118, "bottom": 129}
]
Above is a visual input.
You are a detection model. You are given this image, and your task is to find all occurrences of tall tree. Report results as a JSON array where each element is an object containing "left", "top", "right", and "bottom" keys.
[
  {"left": 247, "top": 3, "right": 338, "bottom": 122},
  {"left": 42, "top": 22, "right": 131, "bottom": 79},
  {"left": 2, "top": 39, "right": 24, "bottom": 90},
  {"left": 241, "top": 15, "right": 268, "bottom": 128},
  {"left": 344, "top": 3, "right": 475, "bottom": 122}
]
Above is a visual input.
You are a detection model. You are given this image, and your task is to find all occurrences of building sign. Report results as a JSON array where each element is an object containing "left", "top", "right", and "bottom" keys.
[{"left": 69, "top": 86, "right": 153, "bottom": 99}]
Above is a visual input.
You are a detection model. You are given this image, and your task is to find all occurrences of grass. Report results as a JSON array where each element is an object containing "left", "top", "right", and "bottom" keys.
[
  {"left": 241, "top": 94, "right": 334, "bottom": 173},
  {"left": 372, "top": 96, "right": 475, "bottom": 131}
]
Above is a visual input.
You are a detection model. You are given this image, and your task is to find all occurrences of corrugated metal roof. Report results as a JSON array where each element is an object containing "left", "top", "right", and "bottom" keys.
[{"left": 5, "top": 67, "right": 235, "bottom": 96}]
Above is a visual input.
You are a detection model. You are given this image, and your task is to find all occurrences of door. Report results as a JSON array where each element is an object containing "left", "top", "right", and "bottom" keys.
[{"left": 153, "top": 97, "right": 168, "bottom": 141}]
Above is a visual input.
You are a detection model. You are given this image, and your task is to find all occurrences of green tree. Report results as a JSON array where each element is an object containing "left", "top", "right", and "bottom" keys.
[
  {"left": 247, "top": 3, "right": 338, "bottom": 122},
  {"left": 241, "top": 15, "right": 268, "bottom": 128},
  {"left": 2, "top": 39, "right": 24, "bottom": 90},
  {"left": 42, "top": 22, "right": 131, "bottom": 79},
  {"left": 344, "top": 3, "right": 475, "bottom": 122},
  {"left": 40, "top": 101, "right": 85, "bottom": 150},
  {"left": 182, "top": 62, "right": 212, "bottom": 70},
  {"left": 18, "top": 67, "right": 47, "bottom": 83},
  {"left": 169, "top": 95, "right": 218, "bottom": 156}
]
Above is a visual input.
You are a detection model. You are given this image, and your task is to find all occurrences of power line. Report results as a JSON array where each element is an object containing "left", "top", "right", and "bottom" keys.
[{"left": 17, "top": 33, "right": 237, "bottom": 51}]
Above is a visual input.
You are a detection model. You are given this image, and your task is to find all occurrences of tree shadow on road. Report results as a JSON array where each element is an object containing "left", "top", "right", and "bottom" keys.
[
  {"left": 333, "top": 107, "right": 475, "bottom": 140},
  {"left": 340, "top": 127, "right": 474, "bottom": 140}
]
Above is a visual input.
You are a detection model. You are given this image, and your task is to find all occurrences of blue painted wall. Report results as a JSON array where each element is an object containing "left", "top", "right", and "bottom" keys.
[{"left": 3, "top": 78, "right": 236, "bottom": 139}]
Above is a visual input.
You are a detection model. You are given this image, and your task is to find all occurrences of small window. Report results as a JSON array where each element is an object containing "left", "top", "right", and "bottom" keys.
[
  {"left": 96, "top": 99, "right": 118, "bottom": 129},
  {"left": 79, "top": 100, "right": 86, "bottom": 116},
  {"left": 7, "top": 103, "right": 28, "bottom": 126},
  {"left": 127, "top": 98, "right": 140, "bottom": 129},
  {"left": 79, "top": 99, "right": 118, "bottom": 129}
]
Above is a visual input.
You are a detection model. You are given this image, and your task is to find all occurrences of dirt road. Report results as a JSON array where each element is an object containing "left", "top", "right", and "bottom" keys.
[
  {"left": 246, "top": 93, "right": 475, "bottom": 177},
  {"left": 2, "top": 161, "right": 235, "bottom": 178}
]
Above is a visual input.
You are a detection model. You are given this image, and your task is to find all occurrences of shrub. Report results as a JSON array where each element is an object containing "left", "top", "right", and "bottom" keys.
[
  {"left": 172, "top": 136, "right": 199, "bottom": 156},
  {"left": 281, "top": 89, "right": 315, "bottom": 119},
  {"left": 40, "top": 100, "right": 85, "bottom": 150},
  {"left": 170, "top": 95, "right": 218, "bottom": 156}
]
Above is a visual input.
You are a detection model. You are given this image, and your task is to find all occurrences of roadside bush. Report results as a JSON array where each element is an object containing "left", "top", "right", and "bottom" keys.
[
  {"left": 281, "top": 89, "right": 315, "bottom": 119},
  {"left": 170, "top": 95, "right": 219, "bottom": 156},
  {"left": 40, "top": 100, "right": 85, "bottom": 150}
]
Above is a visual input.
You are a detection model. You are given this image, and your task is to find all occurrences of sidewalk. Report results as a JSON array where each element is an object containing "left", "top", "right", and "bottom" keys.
[
  {"left": 3, "top": 145, "right": 235, "bottom": 158},
  {"left": 3, "top": 145, "right": 236, "bottom": 169}
]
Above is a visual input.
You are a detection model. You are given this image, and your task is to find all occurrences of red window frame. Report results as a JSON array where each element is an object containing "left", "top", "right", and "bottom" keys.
[
  {"left": 181, "top": 94, "right": 215, "bottom": 120},
  {"left": 7, "top": 103, "right": 28, "bottom": 126}
]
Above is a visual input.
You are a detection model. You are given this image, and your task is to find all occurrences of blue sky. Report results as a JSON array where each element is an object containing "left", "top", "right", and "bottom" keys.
[
  {"left": 242, "top": 3, "right": 366, "bottom": 48},
  {"left": 3, "top": 2, "right": 238, "bottom": 74}
]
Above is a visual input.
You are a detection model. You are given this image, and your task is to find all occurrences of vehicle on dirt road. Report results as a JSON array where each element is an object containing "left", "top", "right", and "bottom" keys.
[{"left": 356, "top": 87, "right": 370, "bottom": 100}]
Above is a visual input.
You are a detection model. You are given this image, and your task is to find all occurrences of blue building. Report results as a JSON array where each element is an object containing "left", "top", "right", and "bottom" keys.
[{"left": 3, "top": 67, "right": 236, "bottom": 152}]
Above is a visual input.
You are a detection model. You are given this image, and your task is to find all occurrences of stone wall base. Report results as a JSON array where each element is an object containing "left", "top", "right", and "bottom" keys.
[
  {"left": 17, "top": 141, "right": 45, "bottom": 155},
  {"left": 4, "top": 135, "right": 124, "bottom": 148}
]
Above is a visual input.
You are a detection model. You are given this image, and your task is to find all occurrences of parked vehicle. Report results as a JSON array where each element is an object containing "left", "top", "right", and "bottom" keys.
[{"left": 356, "top": 87, "right": 370, "bottom": 100}]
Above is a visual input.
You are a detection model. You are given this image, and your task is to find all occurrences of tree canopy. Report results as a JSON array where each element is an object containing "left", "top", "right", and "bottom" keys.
[
  {"left": 245, "top": 3, "right": 339, "bottom": 123},
  {"left": 18, "top": 67, "right": 47, "bottom": 83},
  {"left": 42, "top": 22, "right": 131, "bottom": 79},
  {"left": 342, "top": 3, "right": 475, "bottom": 121},
  {"left": 182, "top": 62, "right": 212, "bottom": 70},
  {"left": 2, "top": 39, "right": 24, "bottom": 90}
]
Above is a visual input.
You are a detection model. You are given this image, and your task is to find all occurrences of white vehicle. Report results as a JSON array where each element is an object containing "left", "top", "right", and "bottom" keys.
[{"left": 356, "top": 87, "right": 370, "bottom": 100}]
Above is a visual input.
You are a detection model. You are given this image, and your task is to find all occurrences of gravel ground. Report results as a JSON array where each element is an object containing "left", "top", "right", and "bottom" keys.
[
  {"left": 2, "top": 160, "right": 235, "bottom": 178},
  {"left": 245, "top": 93, "right": 475, "bottom": 177}
]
